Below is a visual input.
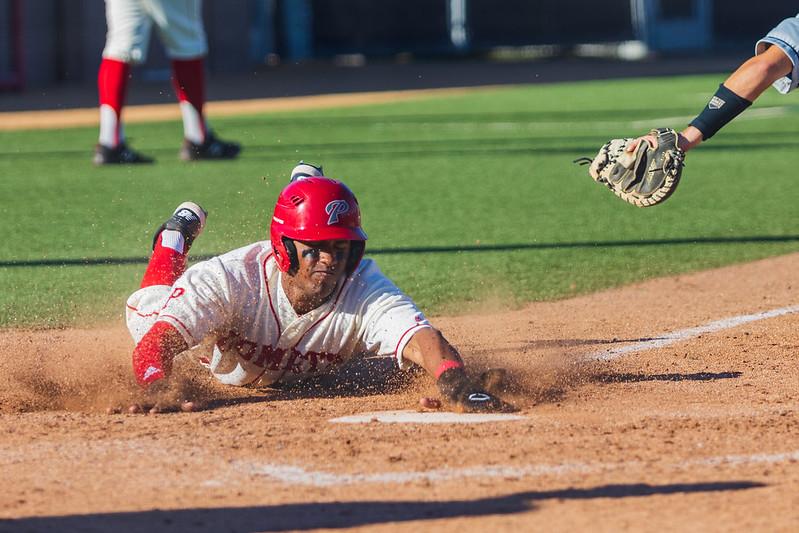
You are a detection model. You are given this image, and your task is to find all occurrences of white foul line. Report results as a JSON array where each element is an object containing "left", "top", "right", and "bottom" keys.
[
  {"left": 588, "top": 304, "right": 799, "bottom": 361},
  {"left": 234, "top": 449, "right": 799, "bottom": 487}
]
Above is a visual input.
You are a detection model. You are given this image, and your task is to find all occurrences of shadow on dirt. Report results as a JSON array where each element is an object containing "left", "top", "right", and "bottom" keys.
[
  {"left": 179, "top": 357, "right": 421, "bottom": 412},
  {"left": 524, "top": 337, "right": 664, "bottom": 349},
  {"left": 592, "top": 371, "right": 743, "bottom": 383},
  {"left": 0, "top": 480, "right": 764, "bottom": 532},
  {"left": 245, "top": 357, "right": 423, "bottom": 403},
  {"left": 189, "top": 364, "right": 744, "bottom": 413}
]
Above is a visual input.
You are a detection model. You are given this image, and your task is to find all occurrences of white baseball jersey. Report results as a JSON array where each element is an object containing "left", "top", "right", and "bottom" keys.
[{"left": 126, "top": 241, "right": 431, "bottom": 387}]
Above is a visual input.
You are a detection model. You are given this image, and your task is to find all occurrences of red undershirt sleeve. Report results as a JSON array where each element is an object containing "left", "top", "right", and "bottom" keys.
[{"left": 132, "top": 321, "right": 189, "bottom": 387}]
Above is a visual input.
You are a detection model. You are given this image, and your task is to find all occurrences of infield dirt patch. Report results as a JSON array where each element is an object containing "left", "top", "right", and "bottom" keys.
[{"left": 1, "top": 252, "right": 797, "bottom": 531}]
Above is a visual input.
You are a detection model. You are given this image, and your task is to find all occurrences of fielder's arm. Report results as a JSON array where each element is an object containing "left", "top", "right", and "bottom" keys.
[{"left": 632, "top": 45, "right": 794, "bottom": 154}]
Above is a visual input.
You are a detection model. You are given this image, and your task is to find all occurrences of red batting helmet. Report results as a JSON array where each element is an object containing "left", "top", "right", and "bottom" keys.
[{"left": 270, "top": 177, "right": 367, "bottom": 274}]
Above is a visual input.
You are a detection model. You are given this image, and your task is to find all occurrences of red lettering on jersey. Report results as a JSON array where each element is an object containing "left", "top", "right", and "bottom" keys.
[
  {"left": 253, "top": 345, "right": 285, "bottom": 370},
  {"left": 288, "top": 349, "right": 305, "bottom": 374},
  {"left": 304, "top": 350, "right": 318, "bottom": 373},
  {"left": 238, "top": 340, "right": 259, "bottom": 362},
  {"left": 318, "top": 351, "right": 343, "bottom": 366},
  {"left": 159, "top": 287, "right": 187, "bottom": 311},
  {"left": 213, "top": 332, "right": 345, "bottom": 375},
  {"left": 216, "top": 331, "right": 238, "bottom": 351},
  {"left": 287, "top": 349, "right": 319, "bottom": 374}
]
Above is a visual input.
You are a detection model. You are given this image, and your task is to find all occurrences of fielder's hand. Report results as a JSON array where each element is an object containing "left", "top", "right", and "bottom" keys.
[
  {"left": 575, "top": 128, "right": 685, "bottom": 207},
  {"left": 437, "top": 367, "right": 516, "bottom": 413}
]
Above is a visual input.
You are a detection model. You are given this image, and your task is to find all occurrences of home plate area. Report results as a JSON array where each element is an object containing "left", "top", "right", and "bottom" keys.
[{"left": 329, "top": 410, "right": 527, "bottom": 424}]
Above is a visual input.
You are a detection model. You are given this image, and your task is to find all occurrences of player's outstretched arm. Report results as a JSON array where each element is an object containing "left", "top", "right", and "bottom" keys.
[
  {"left": 402, "top": 327, "right": 514, "bottom": 412},
  {"left": 107, "top": 322, "right": 198, "bottom": 414},
  {"left": 132, "top": 321, "right": 188, "bottom": 387}
]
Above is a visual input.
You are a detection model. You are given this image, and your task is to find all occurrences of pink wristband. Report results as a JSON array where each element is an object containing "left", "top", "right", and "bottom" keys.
[{"left": 435, "top": 360, "right": 463, "bottom": 380}]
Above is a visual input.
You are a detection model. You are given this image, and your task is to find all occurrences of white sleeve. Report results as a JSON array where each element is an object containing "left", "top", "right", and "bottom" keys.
[
  {"left": 156, "top": 257, "right": 237, "bottom": 346},
  {"left": 756, "top": 15, "right": 799, "bottom": 94},
  {"left": 358, "top": 271, "right": 431, "bottom": 369}
]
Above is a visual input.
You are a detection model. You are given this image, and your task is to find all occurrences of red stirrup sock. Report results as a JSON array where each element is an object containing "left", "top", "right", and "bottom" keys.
[
  {"left": 97, "top": 58, "right": 131, "bottom": 146},
  {"left": 171, "top": 58, "right": 207, "bottom": 141},
  {"left": 98, "top": 57, "right": 130, "bottom": 113},
  {"left": 171, "top": 58, "right": 206, "bottom": 110},
  {"left": 140, "top": 233, "right": 188, "bottom": 288}
]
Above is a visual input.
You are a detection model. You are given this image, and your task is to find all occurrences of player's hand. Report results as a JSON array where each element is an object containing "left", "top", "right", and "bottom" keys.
[
  {"left": 437, "top": 367, "right": 516, "bottom": 413},
  {"left": 628, "top": 131, "right": 697, "bottom": 153},
  {"left": 625, "top": 134, "right": 657, "bottom": 153}
]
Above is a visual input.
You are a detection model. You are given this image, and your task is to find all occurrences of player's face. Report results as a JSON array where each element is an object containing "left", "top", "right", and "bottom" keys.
[{"left": 291, "top": 239, "right": 351, "bottom": 302}]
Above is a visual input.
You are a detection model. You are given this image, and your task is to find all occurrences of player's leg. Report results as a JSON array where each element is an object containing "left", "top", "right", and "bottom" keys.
[
  {"left": 152, "top": 0, "right": 241, "bottom": 160},
  {"left": 171, "top": 57, "right": 206, "bottom": 146},
  {"left": 126, "top": 201, "right": 207, "bottom": 342},
  {"left": 172, "top": 55, "right": 241, "bottom": 161},
  {"left": 95, "top": 0, "right": 155, "bottom": 165},
  {"left": 142, "top": 201, "right": 207, "bottom": 287}
]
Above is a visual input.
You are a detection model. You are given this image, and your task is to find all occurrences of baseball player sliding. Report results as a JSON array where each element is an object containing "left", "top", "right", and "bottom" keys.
[{"left": 122, "top": 163, "right": 512, "bottom": 413}]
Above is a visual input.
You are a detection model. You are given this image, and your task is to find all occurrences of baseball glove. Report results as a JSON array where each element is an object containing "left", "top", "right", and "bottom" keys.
[
  {"left": 437, "top": 367, "right": 516, "bottom": 413},
  {"left": 575, "top": 128, "right": 685, "bottom": 207}
]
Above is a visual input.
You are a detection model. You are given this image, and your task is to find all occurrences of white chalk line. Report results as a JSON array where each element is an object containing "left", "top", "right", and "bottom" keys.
[
  {"left": 630, "top": 106, "right": 791, "bottom": 129},
  {"left": 231, "top": 449, "right": 799, "bottom": 487},
  {"left": 588, "top": 304, "right": 799, "bottom": 361},
  {"left": 325, "top": 305, "right": 798, "bottom": 426}
]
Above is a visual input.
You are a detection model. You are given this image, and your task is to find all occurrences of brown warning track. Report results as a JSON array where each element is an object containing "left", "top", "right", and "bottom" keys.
[
  {"left": 1, "top": 252, "right": 797, "bottom": 530},
  {"left": 0, "top": 86, "right": 498, "bottom": 131}
]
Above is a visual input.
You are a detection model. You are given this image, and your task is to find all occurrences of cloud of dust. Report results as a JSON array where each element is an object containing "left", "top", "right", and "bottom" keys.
[
  {"left": 384, "top": 348, "right": 601, "bottom": 412},
  {"left": 0, "top": 326, "right": 601, "bottom": 414},
  {"left": 0, "top": 328, "right": 219, "bottom": 414},
  {"left": 463, "top": 351, "right": 600, "bottom": 410}
]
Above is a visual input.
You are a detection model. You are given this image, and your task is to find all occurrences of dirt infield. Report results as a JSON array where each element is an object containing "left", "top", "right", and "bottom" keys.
[{"left": 1, "top": 252, "right": 797, "bottom": 531}]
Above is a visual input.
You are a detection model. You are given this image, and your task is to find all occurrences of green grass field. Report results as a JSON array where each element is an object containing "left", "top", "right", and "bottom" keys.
[{"left": 2, "top": 73, "right": 798, "bottom": 328}]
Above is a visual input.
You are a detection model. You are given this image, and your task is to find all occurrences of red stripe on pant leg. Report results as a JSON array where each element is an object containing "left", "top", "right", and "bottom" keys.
[{"left": 140, "top": 235, "right": 188, "bottom": 288}]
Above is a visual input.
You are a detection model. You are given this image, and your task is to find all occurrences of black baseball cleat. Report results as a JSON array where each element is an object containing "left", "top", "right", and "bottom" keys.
[
  {"left": 93, "top": 142, "right": 154, "bottom": 165},
  {"left": 152, "top": 201, "right": 208, "bottom": 250},
  {"left": 179, "top": 132, "right": 241, "bottom": 161}
]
